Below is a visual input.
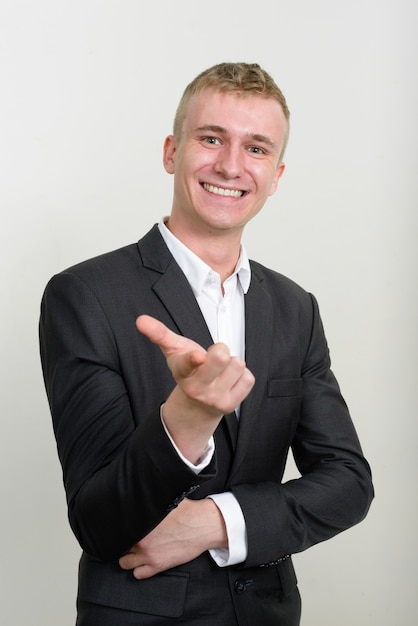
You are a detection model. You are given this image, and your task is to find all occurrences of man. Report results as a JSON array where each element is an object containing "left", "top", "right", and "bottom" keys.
[{"left": 39, "top": 62, "right": 374, "bottom": 625}]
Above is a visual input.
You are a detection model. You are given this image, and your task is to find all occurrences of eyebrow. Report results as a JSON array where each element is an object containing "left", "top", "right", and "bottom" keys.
[
  {"left": 194, "top": 125, "right": 276, "bottom": 149},
  {"left": 194, "top": 124, "right": 227, "bottom": 135}
]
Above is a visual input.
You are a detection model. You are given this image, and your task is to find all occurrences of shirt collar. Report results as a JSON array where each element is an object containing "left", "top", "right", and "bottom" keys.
[{"left": 158, "top": 218, "right": 251, "bottom": 296}]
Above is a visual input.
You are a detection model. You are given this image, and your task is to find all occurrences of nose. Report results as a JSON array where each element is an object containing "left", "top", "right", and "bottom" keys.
[{"left": 214, "top": 144, "right": 243, "bottom": 179}]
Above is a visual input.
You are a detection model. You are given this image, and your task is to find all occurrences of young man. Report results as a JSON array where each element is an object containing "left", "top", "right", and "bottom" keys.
[{"left": 40, "top": 62, "right": 373, "bottom": 625}]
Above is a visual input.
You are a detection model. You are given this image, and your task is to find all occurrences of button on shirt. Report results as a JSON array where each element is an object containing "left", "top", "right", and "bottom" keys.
[{"left": 158, "top": 219, "right": 251, "bottom": 566}]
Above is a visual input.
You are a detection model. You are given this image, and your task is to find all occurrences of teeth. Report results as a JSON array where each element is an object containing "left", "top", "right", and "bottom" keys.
[{"left": 203, "top": 183, "right": 243, "bottom": 197}]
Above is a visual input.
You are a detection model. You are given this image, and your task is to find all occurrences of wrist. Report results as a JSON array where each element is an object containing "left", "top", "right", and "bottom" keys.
[
  {"left": 200, "top": 498, "right": 228, "bottom": 551},
  {"left": 162, "top": 387, "right": 223, "bottom": 464}
]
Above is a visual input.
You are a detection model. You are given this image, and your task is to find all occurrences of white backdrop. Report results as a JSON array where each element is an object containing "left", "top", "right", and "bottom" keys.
[{"left": 1, "top": 1, "right": 417, "bottom": 624}]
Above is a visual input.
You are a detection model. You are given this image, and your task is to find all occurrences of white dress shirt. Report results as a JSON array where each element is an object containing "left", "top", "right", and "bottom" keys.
[{"left": 158, "top": 218, "right": 250, "bottom": 566}]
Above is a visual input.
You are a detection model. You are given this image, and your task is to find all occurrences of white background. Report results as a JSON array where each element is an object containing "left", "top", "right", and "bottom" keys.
[{"left": 1, "top": 1, "right": 417, "bottom": 624}]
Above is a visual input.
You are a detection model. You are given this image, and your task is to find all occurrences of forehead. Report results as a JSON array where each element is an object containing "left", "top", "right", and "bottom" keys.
[{"left": 182, "top": 88, "right": 287, "bottom": 144}]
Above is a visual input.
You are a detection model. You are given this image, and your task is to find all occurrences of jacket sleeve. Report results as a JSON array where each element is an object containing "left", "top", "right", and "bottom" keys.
[
  {"left": 232, "top": 293, "right": 374, "bottom": 567},
  {"left": 39, "top": 271, "right": 215, "bottom": 562}
]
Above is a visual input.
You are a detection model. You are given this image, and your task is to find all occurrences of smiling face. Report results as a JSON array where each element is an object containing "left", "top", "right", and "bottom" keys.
[{"left": 163, "top": 88, "right": 287, "bottom": 248}]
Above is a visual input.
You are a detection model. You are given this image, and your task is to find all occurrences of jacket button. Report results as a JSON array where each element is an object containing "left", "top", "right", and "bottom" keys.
[{"left": 234, "top": 578, "right": 252, "bottom": 594}]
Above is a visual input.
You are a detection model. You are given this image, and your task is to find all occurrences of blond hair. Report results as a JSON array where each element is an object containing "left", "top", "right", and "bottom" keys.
[{"left": 173, "top": 62, "right": 290, "bottom": 157}]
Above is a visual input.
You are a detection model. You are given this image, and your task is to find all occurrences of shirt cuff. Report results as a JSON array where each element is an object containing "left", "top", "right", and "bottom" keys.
[
  {"left": 207, "top": 492, "right": 248, "bottom": 567},
  {"left": 160, "top": 408, "right": 215, "bottom": 474}
]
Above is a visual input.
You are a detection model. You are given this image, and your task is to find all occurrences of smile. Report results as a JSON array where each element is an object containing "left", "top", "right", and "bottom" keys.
[{"left": 202, "top": 183, "right": 244, "bottom": 198}]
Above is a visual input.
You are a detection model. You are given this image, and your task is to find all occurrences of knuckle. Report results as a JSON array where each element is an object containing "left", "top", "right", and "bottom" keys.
[
  {"left": 243, "top": 368, "right": 255, "bottom": 386},
  {"left": 231, "top": 356, "right": 245, "bottom": 371},
  {"left": 209, "top": 342, "right": 230, "bottom": 363}
]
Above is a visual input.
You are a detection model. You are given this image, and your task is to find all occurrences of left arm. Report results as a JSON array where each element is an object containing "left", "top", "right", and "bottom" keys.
[{"left": 233, "top": 293, "right": 374, "bottom": 566}]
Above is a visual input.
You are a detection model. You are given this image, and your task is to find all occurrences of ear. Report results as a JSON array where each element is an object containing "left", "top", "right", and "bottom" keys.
[
  {"left": 163, "top": 135, "right": 176, "bottom": 174},
  {"left": 268, "top": 162, "right": 285, "bottom": 197}
]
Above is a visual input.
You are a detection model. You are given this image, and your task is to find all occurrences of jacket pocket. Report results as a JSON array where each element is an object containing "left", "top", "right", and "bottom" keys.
[
  {"left": 267, "top": 379, "right": 302, "bottom": 398},
  {"left": 78, "top": 556, "right": 189, "bottom": 617}
]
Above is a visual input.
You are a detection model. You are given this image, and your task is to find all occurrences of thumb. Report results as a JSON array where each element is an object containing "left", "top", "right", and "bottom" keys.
[
  {"left": 136, "top": 315, "right": 175, "bottom": 348},
  {"left": 136, "top": 315, "right": 192, "bottom": 357},
  {"left": 136, "top": 315, "right": 206, "bottom": 369}
]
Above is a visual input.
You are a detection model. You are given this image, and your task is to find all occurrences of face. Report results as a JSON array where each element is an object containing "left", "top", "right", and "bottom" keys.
[{"left": 163, "top": 88, "right": 287, "bottom": 242}]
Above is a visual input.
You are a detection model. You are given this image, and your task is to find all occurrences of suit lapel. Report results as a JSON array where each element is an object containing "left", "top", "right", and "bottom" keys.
[
  {"left": 230, "top": 265, "right": 273, "bottom": 478},
  {"left": 137, "top": 225, "right": 214, "bottom": 350},
  {"left": 153, "top": 269, "right": 214, "bottom": 349}
]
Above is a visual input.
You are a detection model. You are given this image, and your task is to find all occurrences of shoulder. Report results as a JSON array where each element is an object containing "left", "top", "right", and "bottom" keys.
[
  {"left": 63, "top": 243, "right": 140, "bottom": 281},
  {"left": 249, "top": 259, "right": 312, "bottom": 306},
  {"left": 40, "top": 245, "right": 141, "bottom": 320},
  {"left": 44, "top": 225, "right": 166, "bottom": 292},
  {"left": 48, "top": 224, "right": 170, "bottom": 286},
  {"left": 42, "top": 243, "right": 140, "bottom": 298},
  {"left": 248, "top": 260, "right": 321, "bottom": 339},
  {"left": 248, "top": 261, "right": 327, "bottom": 359}
]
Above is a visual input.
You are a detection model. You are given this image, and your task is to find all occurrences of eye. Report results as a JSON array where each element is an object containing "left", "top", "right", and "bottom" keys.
[
  {"left": 202, "top": 136, "right": 221, "bottom": 145},
  {"left": 248, "top": 146, "right": 266, "bottom": 155}
]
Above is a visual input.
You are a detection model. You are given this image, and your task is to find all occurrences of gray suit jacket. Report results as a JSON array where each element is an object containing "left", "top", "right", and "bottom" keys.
[{"left": 39, "top": 225, "right": 373, "bottom": 625}]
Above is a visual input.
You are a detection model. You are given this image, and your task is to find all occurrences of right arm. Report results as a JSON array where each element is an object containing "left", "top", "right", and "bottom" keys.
[
  {"left": 39, "top": 274, "right": 253, "bottom": 563},
  {"left": 39, "top": 273, "right": 206, "bottom": 562}
]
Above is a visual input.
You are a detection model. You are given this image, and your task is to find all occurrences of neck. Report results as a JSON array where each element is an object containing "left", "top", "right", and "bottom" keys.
[{"left": 165, "top": 217, "right": 242, "bottom": 284}]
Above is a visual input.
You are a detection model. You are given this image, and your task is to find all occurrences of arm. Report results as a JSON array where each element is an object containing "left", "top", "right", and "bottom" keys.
[
  {"left": 39, "top": 272, "right": 203, "bottom": 562},
  {"left": 39, "top": 273, "right": 254, "bottom": 563},
  {"left": 233, "top": 293, "right": 374, "bottom": 567}
]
